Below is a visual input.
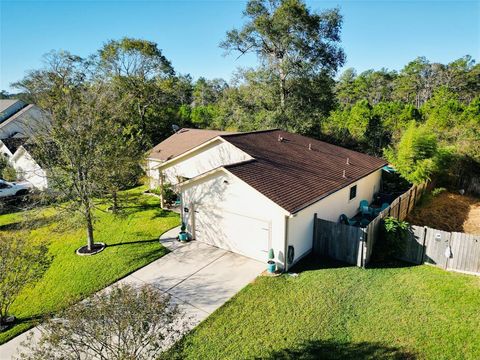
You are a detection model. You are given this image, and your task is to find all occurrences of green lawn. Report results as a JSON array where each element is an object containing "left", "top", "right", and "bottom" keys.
[
  {"left": 0, "top": 187, "right": 180, "bottom": 344},
  {"left": 169, "top": 258, "right": 480, "bottom": 360}
]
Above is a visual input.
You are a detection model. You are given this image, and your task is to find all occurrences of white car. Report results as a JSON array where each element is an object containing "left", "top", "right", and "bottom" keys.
[{"left": 0, "top": 179, "right": 32, "bottom": 198}]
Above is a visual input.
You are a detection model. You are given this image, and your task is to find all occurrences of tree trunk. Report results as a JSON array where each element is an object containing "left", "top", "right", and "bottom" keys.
[
  {"left": 86, "top": 209, "right": 94, "bottom": 251},
  {"left": 279, "top": 71, "right": 286, "bottom": 109},
  {"left": 112, "top": 190, "right": 118, "bottom": 213}
]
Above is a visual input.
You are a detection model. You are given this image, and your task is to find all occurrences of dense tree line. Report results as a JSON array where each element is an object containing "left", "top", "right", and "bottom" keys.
[{"left": 6, "top": 0, "right": 479, "bottom": 193}]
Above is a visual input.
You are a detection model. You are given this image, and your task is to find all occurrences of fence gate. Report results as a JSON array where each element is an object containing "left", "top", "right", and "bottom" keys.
[
  {"left": 423, "top": 228, "right": 451, "bottom": 269},
  {"left": 313, "top": 216, "right": 364, "bottom": 266}
]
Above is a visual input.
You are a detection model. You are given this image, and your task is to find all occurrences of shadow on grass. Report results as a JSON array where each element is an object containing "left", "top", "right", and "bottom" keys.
[
  {"left": 0, "top": 213, "right": 60, "bottom": 232},
  {"left": 106, "top": 238, "right": 160, "bottom": 248},
  {"left": 295, "top": 254, "right": 418, "bottom": 272},
  {"left": 366, "top": 258, "right": 417, "bottom": 270},
  {"left": 291, "top": 255, "right": 354, "bottom": 273},
  {"left": 261, "top": 339, "right": 416, "bottom": 360}
]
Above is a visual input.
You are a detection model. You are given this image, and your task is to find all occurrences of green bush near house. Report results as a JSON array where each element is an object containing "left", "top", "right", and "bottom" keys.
[
  {"left": 0, "top": 186, "right": 180, "bottom": 344},
  {"left": 0, "top": 156, "right": 17, "bottom": 181}
]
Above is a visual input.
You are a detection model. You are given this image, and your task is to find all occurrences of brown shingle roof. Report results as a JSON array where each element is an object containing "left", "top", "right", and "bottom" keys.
[
  {"left": 149, "top": 128, "right": 232, "bottom": 161},
  {"left": 221, "top": 130, "right": 387, "bottom": 213}
]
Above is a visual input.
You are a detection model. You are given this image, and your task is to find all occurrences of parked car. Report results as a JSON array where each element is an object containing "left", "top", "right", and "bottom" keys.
[{"left": 0, "top": 179, "right": 32, "bottom": 198}]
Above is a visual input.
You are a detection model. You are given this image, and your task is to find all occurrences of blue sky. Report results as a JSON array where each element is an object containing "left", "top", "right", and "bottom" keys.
[{"left": 1, "top": 0, "right": 479, "bottom": 92}]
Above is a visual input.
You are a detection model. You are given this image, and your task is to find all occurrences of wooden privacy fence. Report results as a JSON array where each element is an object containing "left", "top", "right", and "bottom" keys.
[
  {"left": 312, "top": 216, "right": 364, "bottom": 266},
  {"left": 312, "top": 182, "right": 427, "bottom": 267},
  {"left": 398, "top": 225, "right": 480, "bottom": 276}
]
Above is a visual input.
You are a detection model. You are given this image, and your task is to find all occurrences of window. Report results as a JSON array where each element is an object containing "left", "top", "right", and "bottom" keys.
[{"left": 349, "top": 185, "right": 357, "bottom": 200}]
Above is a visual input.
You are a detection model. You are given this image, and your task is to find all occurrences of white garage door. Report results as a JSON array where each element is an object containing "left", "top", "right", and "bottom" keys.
[{"left": 193, "top": 205, "right": 271, "bottom": 262}]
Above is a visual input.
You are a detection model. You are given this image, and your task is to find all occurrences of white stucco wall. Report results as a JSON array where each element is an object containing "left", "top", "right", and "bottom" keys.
[
  {"left": 286, "top": 169, "right": 382, "bottom": 264},
  {"left": 146, "top": 158, "right": 162, "bottom": 188},
  {"left": 181, "top": 170, "right": 288, "bottom": 268},
  {"left": 12, "top": 149, "right": 48, "bottom": 190},
  {"left": 148, "top": 139, "right": 252, "bottom": 189}
]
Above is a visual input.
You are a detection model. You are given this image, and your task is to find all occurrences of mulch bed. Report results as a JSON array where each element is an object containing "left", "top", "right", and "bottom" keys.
[
  {"left": 406, "top": 192, "right": 480, "bottom": 234},
  {"left": 76, "top": 242, "right": 106, "bottom": 256}
]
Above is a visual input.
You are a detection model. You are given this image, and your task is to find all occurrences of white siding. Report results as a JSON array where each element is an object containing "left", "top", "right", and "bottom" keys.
[
  {"left": 12, "top": 149, "right": 48, "bottom": 190},
  {"left": 146, "top": 158, "right": 162, "bottom": 189},
  {"left": 181, "top": 170, "right": 288, "bottom": 268},
  {"left": 156, "top": 140, "right": 251, "bottom": 187},
  {"left": 286, "top": 169, "right": 382, "bottom": 264},
  {"left": 0, "top": 106, "right": 47, "bottom": 139}
]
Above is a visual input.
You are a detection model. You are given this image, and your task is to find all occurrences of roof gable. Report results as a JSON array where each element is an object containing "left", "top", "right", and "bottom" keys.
[{"left": 148, "top": 128, "right": 233, "bottom": 162}]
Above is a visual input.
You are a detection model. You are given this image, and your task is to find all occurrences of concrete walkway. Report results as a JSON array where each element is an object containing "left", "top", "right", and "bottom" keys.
[{"left": 0, "top": 227, "right": 264, "bottom": 359}]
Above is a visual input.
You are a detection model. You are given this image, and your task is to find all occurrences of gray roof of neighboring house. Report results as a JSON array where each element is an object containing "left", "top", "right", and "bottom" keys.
[
  {"left": 0, "top": 99, "right": 27, "bottom": 124},
  {"left": 0, "top": 100, "right": 20, "bottom": 113}
]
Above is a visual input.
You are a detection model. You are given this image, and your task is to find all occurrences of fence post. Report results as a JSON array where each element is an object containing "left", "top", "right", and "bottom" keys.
[
  {"left": 397, "top": 196, "right": 401, "bottom": 219},
  {"left": 420, "top": 226, "right": 427, "bottom": 265},
  {"left": 445, "top": 232, "right": 453, "bottom": 270},
  {"left": 412, "top": 186, "right": 417, "bottom": 207},
  {"left": 361, "top": 228, "right": 367, "bottom": 268},
  {"left": 312, "top": 213, "right": 318, "bottom": 253}
]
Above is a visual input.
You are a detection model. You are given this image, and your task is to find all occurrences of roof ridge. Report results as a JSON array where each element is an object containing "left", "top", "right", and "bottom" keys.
[{"left": 220, "top": 128, "right": 279, "bottom": 138}]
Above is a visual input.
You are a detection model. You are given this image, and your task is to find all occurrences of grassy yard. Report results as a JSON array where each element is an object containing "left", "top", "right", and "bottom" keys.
[
  {"left": 0, "top": 187, "right": 180, "bottom": 344},
  {"left": 169, "top": 258, "right": 480, "bottom": 360}
]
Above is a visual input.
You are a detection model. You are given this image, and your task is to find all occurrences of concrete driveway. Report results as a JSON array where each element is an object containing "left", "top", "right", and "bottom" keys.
[
  {"left": 0, "top": 227, "right": 264, "bottom": 359},
  {"left": 121, "top": 227, "right": 265, "bottom": 316}
]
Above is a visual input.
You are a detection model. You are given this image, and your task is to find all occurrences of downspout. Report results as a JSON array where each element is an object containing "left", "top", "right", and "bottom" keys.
[{"left": 284, "top": 215, "right": 289, "bottom": 273}]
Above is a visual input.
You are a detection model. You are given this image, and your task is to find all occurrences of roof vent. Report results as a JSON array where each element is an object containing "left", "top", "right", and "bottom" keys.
[
  {"left": 346, "top": 157, "right": 350, "bottom": 165},
  {"left": 342, "top": 170, "right": 347, "bottom": 179},
  {"left": 278, "top": 135, "right": 284, "bottom": 142},
  {"left": 308, "top": 143, "right": 312, "bottom": 150}
]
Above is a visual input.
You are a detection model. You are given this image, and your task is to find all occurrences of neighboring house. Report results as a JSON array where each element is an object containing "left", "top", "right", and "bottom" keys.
[
  {"left": 0, "top": 100, "right": 50, "bottom": 189},
  {"left": 0, "top": 99, "right": 47, "bottom": 139},
  {"left": 9, "top": 143, "right": 48, "bottom": 190},
  {"left": 149, "top": 129, "right": 387, "bottom": 271}
]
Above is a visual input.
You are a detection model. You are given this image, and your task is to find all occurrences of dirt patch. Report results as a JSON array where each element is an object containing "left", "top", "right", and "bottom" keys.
[{"left": 406, "top": 192, "right": 480, "bottom": 234}]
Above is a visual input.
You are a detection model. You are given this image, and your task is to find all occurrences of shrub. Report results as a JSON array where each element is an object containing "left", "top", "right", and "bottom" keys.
[
  {"left": 18, "top": 284, "right": 186, "bottom": 360},
  {"left": 0, "top": 157, "right": 16, "bottom": 181},
  {"left": 431, "top": 187, "right": 447, "bottom": 197},
  {"left": 0, "top": 233, "right": 50, "bottom": 326},
  {"left": 153, "top": 183, "right": 177, "bottom": 206},
  {"left": 382, "top": 217, "right": 409, "bottom": 258}
]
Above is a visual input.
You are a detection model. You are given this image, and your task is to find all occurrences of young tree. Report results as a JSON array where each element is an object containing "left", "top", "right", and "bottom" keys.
[
  {"left": 30, "top": 82, "right": 115, "bottom": 252},
  {"left": 0, "top": 233, "right": 50, "bottom": 327},
  {"left": 221, "top": 0, "right": 345, "bottom": 128},
  {"left": 384, "top": 122, "right": 440, "bottom": 184},
  {"left": 14, "top": 50, "right": 146, "bottom": 251},
  {"left": 18, "top": 285, "right": 186, "bottom": 360}
]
